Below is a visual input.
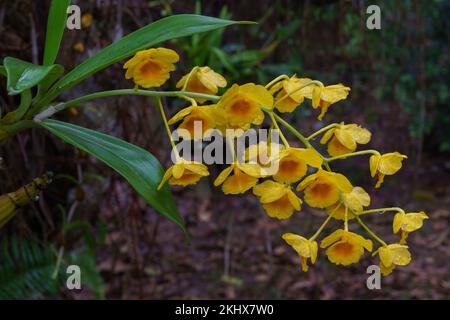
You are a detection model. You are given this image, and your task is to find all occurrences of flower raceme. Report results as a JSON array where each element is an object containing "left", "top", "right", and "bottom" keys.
[{"left": 122, "top": 47, "right": 426, "bottom": 275}]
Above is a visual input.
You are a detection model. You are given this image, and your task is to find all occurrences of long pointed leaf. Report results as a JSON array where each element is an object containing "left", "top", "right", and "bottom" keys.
[
  {"left": 3, "top": 57, "right": 63, "bottom": 95},
  {"left": 39, "top": 119, "right": 188, "bottom": 239},
  {"left": 43, "top": 0, "right": 71, "bottom": 66},
  {"left": 38, "top": 14, "right": 249, "bottom": 107}
]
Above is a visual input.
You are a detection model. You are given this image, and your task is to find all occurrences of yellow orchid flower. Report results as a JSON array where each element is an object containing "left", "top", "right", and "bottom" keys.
[
  {"left": 393, "top": 211, "right": 429, "bottom": 243},
  {"left": 213, "top": 163, "right": 260, "bottom": 194},
  {"left": 320, "top": 229, "right": 373, "bottom": 266},
  {"left": 245, "top": 141, "right": 282, "bottom": 177},
  {"left": 168, "top": 105, "right": 225, "bottom": 138},
  {"left": 253, "top": 180, "right": 302, "bottom": 219},
  {"left": 296, "top": 169, "right": 353, "bottom": 208},
  {"left": 373, "top": 244, "right": 411, "bottom": 276},
  {"left": 369, "top": 152, "right": 407, "bottom": 188},
  {"left": 124, "top": 48, "right": 179, "bottom": 88},
  {"left": 158, "top": 160, "right": 209, "bottom": 190},
  {"left": 282, "top": 233, "right": 318, "bottom": 272},
  {"left": 320, "top": 123, "right": 371, "bottom": 156},
  {"left": 304, "top": 84, "right": 350, "bottom": 120},
  {"left": 271, "top": 76, "right": 313, "bottom": 113},
  {"left": 176, "top": 66, "right": 227, "bottom": 102},
  {"left": 274, "top": 147, "right": 323, "bottom": 184},
  {"left": 327, "top": 186, "right": 371, "bottom": 220},
  {"left": 216, "top": 83, "right": 273, "bottom": 128}
]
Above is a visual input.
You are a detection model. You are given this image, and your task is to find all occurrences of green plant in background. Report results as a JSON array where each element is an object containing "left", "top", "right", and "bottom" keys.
[
  {"left": 173, "top": 1, "right": 301, "bottom": 85},
  {"left": 0, "top": 217, "right": 105, "bottom": 299},
  {"left": 0, "top": 237, "right": 63, "bottom": 299},
  {"left": 61, "top": 217, "right": 107, "bottom": 299},
  {"left": 340, "top": 0, "right": 449, "bottom": 153}
]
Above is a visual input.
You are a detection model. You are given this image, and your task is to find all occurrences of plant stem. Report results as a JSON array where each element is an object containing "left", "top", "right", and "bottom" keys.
[
  {"left": 265, "top": 110, "right": 333, "bottom": 171},
  {"left": 226, "top": 135, "right": 236, "bottom": 162},
  {"left": 344, "top": 205, "right": 349, "bottom": 231},
  {"left": 178, "top": 94, "right": 198, "bottom": 106},
  {"left": 269, "top": 111, "right": 312, "bottom": 148},
  {"left": 323, "top": 161, "right": 332, "bottom": 171},
  {"left": 357, "top": 207, "right": 405, "bottom": 216},
  {"left": 355, "top": 215, "right": 387, "bottom": 247},
  {"left": 265, "top": 75, "right": 289, "bottom": 89},
  {"left": 2, "top": 120, "right": 38, "bottom": 135},
  {"left": 33, "top": 89, "right": 220, "bottom": 120},
  {"left": 309, "top": 204, "right": 340, "bottom": 241},
  {"left": 306, "top": 123, "right": 339, "bottom": 141},
  {"left": 325, "top": 150, "right": 379, "bottom": 162},
  {"left": 181, "top": 66, "right": 199, "bottom": 91},
  {"left": 269, "top": 112, "right": 289, "bottom": 147},
  {"left": 156, "top": 97, "right": 179, "bottom": 160}
]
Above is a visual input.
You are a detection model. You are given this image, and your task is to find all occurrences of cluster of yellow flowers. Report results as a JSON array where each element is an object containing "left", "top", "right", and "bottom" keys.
[{"left": 123, "top": 47, "right": 428, "bottom": 275}]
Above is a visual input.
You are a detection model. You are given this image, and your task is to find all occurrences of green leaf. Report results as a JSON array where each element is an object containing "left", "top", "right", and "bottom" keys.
[
  {"left": 211, "top": 47, "right": 239, "bottom": 76},
  {"left": 0, "top": 65, "right": 6, "bottom": 77},
  {"left": 43, "top": 0, "right": 71, "bottom": 66},
  {"left": 39, "top": 119, "right": 188, "bottom": 238},
  {"left": 3, "top": 57, "right": 64, "bottom": 95},
  {"left": 39, "top": 14, "right": 250, "bottom": 106},
  {"left": 0, "top": 90, "right": 32, "bottom": 124}
]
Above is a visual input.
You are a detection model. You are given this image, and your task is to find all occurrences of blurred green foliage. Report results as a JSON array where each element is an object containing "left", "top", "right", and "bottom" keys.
[
  {"left": 0, "top": 215, "right": 105, "bottom": 299},
  {"left": 171, "top": 0, "right": 448, "bottom": 153},
  {"left": 173, "top": 1, "right": 302, "bottom": 85}
]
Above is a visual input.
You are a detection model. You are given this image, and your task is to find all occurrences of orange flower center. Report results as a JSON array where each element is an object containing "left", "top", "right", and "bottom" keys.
[
  {"left": 230, "top": 99, "right": 253, "bottom": 116},
  {"left": 310, "top": 182, "right": 332, "bottom": 199},
  {"left": 172, "top": 171, "right": 200, "bottom": 184},
  {"left": 187, "top": 78, "right": 210, "bottom": 94},
  {"left": 225, "top": 169, "right": 255, "bottom": 190},
  {"left": 182, "top": 116, "right": 205, "bottom": 135},
  {"left": 267, "top": 194, "right": 291, "bottom": 211},
  {"left": 280, "top": 159, "right": 299, "bottom": 173},
  {"left": 331, "top": 241, "right": 354, "bottom": 257},
  {"left": 140, "top": 60, "right": 162, "bottom": 77}
]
